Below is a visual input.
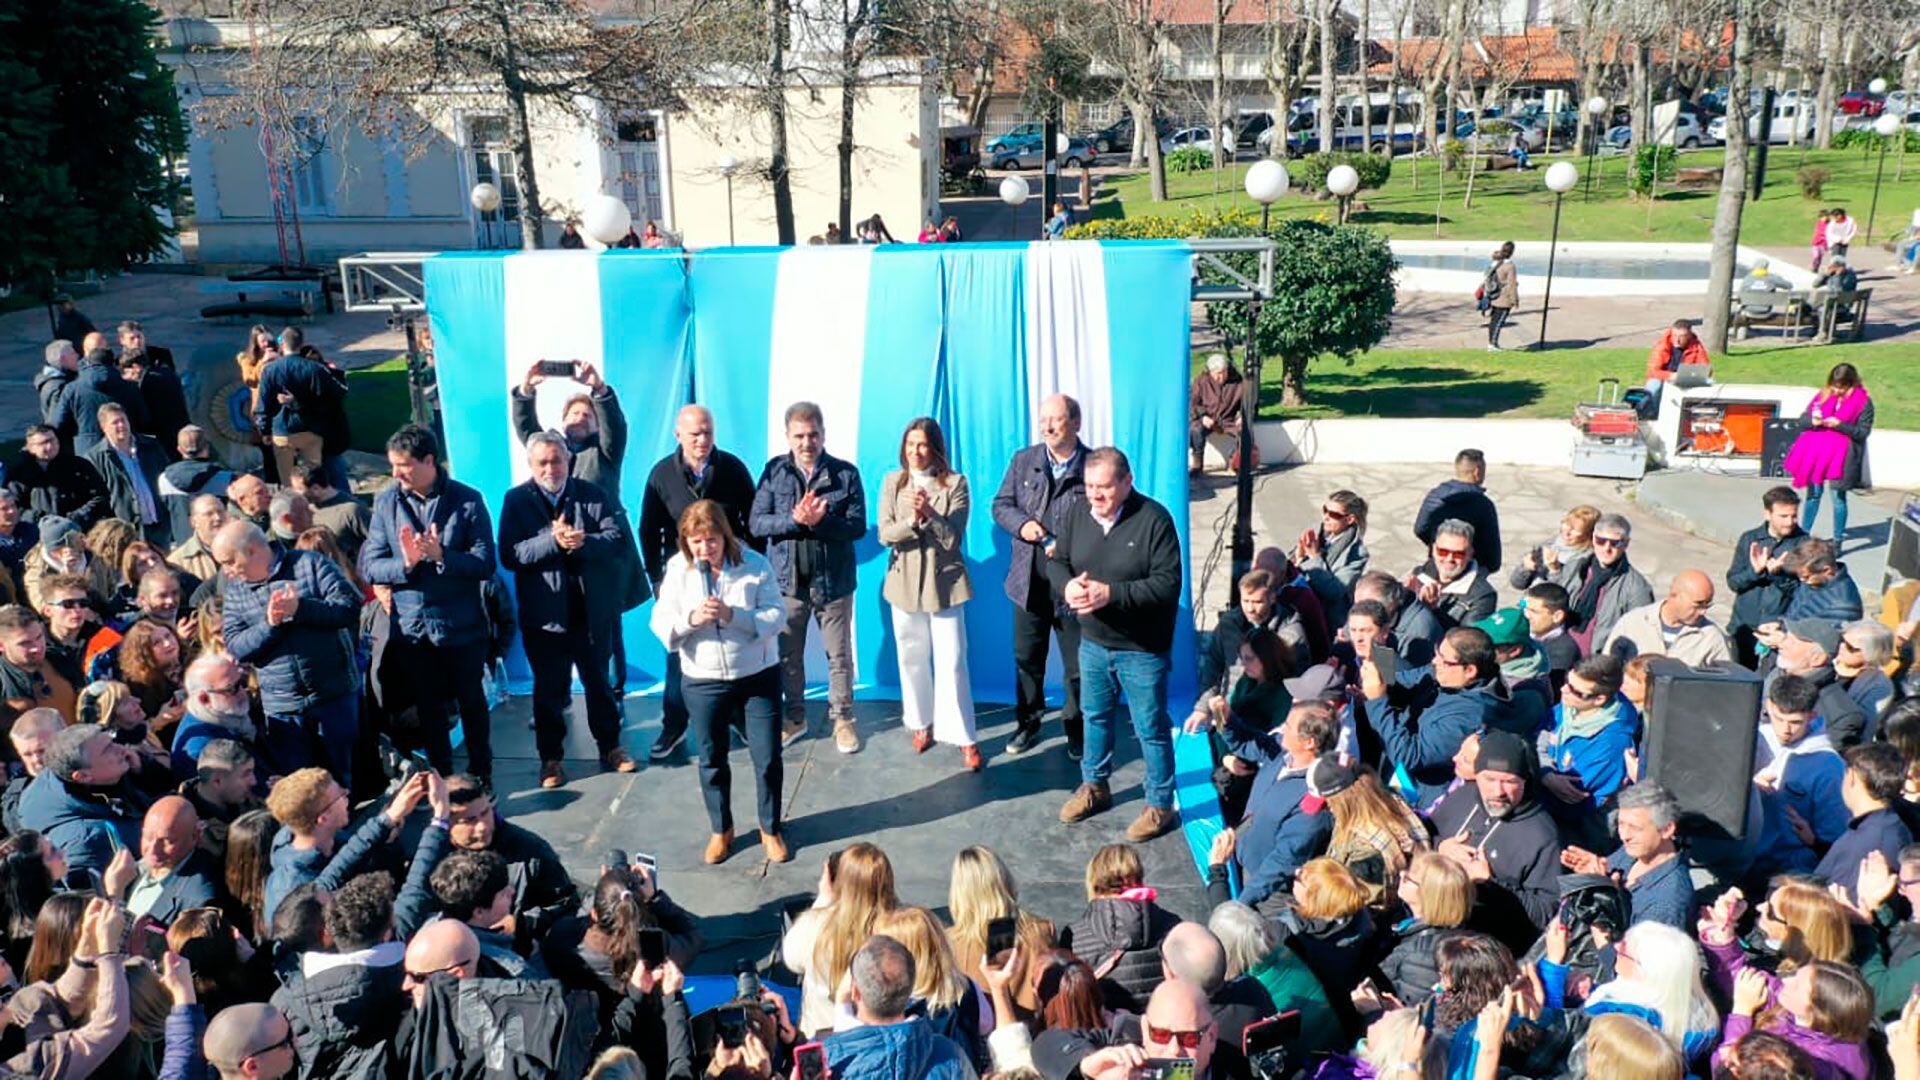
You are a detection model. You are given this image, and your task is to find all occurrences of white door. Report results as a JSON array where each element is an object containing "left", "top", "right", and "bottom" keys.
[
  {"left": 615, "top": 116, "right": 665, "bottom": 233},
  {"left": 467, "top": 116, "right": 521, "bottom": 248}
]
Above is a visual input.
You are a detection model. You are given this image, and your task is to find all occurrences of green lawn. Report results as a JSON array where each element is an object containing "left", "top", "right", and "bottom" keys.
[
  {"left": 345, "top": 357, "right": 417, "bottom": 454},
  {"left": 1197, "top": 342, "right": 1920, "bottom": 427},
  {"left": 1105, "top": 146, "right": 1920, "bottom": 246}
]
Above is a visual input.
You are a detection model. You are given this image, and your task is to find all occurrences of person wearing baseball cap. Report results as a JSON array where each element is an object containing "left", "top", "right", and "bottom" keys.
[
  {"left": 1361, "top": 626, "right": 1529, "bottom": 809},
  {"left": 1427, "top": 727, "right": 1562, "bottom": 950},
  {"left": 1768, "top": 615, "right": 1870, "bottom": 747},
  {"left": 1472, "top": 608, "right": 1551, "bottom": 734}
]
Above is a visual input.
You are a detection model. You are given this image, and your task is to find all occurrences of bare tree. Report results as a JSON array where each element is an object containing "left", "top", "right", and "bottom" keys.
[
  {"left": 1262, "top": 0, "right": 1315, "bottom": 160},
  {"left": 1702, "top": 0, "right": 1753, "bottom": 351},
  {"left": 1059, "top": 0, "right": 1174, "bottom": 199},
  {"left": 1318, "top": 0, "right": 1339, "bottom": 154}
]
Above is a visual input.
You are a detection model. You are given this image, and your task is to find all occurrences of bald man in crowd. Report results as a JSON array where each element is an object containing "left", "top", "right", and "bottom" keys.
[
  {"left": 402, "top": 919, "right": 482, "bottom": 1007},
  {"left": 1161, "top": 921, "right": 1274, "bottom": 1077},
  {"left": 1603, "top": 569, "right": 1732, "bottom": 666},
  {"left": 117, "top": 794, "right": 221, "bottom": 926},
  {"left": 169, "top": 492, "right": 228, "bottom": 583},
  {"left": 227, "top": 474, "right": 271, "bottom": 532},
  {"left": 206, "top": 1003, "right": 297, "bottom": 1080}
]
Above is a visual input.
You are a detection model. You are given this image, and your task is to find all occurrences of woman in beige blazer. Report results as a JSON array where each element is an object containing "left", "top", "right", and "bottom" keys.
[{"left": 879, "top": 418, "right": 980, "bottom": 770}]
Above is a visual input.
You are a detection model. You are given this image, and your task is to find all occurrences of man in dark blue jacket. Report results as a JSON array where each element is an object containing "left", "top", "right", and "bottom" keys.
[
  {"left": 1777, "top": 539, "right": 1863, "bottom": 624},
  {"left": 1204, "top": 703, "right": 1339, "bottom": 911},
  {"left": 217, "top": 520, "right": 363, "bottom": 784},
  {"left": 1413, "top": 449, "right": 1502, "bottom": 573},
  {"left": 750, "top": 402, "right": 866, "bottom": 753},
  {"left": 256, "top": 328, "right": 350, "bottom": 488},
  {"left": 990, "top": 393, "right": 1087, "bottom": 757},
  {"left": 1726, "top": 486, "right": 1811, "bottom": 667},
  {"left": 18, "top": 722, "right": 146, "bottom": 877},
  {"left": 360, "top": 425, "right": 498, "bottom": 781},
  {"left": 1363, "top": 626, "right": 1526, "bottom": 808},
  {"left": 498, "top": 432, "right": 634, "bottom": 788},
  {"left": 52, "top": 348, "right": 148, "bottom": 456},
  {"left": 1816, "top": 743, "right": 1913, "bottom": 895}
]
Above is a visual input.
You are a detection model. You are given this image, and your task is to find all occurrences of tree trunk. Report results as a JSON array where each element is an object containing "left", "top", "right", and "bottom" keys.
[
  {"left": 1212, "top": 0, "right": 1229, "bottom": 169},
  {"left": 1137, "top": 100, "right": 1169, "bottom": 200},
  {"left": 1319, "top": 0, "right": 1337, "bottom": 153},
  {"left": 1357, "top": 0, "right": 1372, "bottom": 153},
  {"left": 1814, "top": 23, "right": 1839, "bottom": 149},
  {"left": 1701, "top": 0, "right": 1752, "bottom": 353},
  {"left": 964, "top": 0, "right": 1000, "bottom": 127},
  {"left": 504, "top": 83, "right": 545, "bottom": 250},
  {"left": 837, "top": 0, "right": 860, "bottom": 241},
  {"left": 1282, "top": 354, "right": 1309, "bottom": 406},
  {"left": 768, "top": 0, "right": 797, "bottom": 244},
  {"left": 1628, "top": 42, "right": 1648, "bottom": 146}
]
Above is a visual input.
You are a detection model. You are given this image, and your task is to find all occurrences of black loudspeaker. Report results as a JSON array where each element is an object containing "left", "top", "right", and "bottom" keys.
[
  {"left": 1759, "top": 419, "right": 1799, "bottom": 478},
  {"left": 1643, "top": 659, "right": 1761, "bottom": 842}
]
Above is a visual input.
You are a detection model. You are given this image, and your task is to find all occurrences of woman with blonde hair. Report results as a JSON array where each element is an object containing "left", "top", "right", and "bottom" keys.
[
  {"left": 946, "top": 846, "right": 1054, "bottom": 1015},
  {"left": 879, "top": 417, "right": 980, "bottom": 769},
  {"left": 1065, "top": 844, "right": 1180, "bottom": 1013},
  {"left": 1279, "top": 857, "right": 1375, "bottom": 1001},
  {"left": 1538, "top": 919, "right": 1719, "bottom": 1065},
  {"left": 1376, "top": 852, "right": 1475, "bottom": 1005},
  {"left": 1510, "top": 505, "right": 1600, "bottom": 589},
  {"left": 875, "top": 906, "right": 991, "bottom": 1071},
  {"left": 1296, "top": 489, "right": 1371, "bottom": 626},
  {"left": 781, "top": 843, "right": 899, "bottom": 1037},
  {"left": 1306, "top": 1006, "right": 1448, "bottom": 1079},
  {"left": 1323, "top": 766, "right": 1427, "bottom": 905}
]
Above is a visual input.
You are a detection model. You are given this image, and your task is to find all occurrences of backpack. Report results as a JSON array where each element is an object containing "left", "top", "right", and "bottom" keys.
[
  {"left": 1477, "top": 264, "right": 1504, "bottom": 312},
  {"left": 1520, "top": 873, "right": 1631, "bottom": 987}
]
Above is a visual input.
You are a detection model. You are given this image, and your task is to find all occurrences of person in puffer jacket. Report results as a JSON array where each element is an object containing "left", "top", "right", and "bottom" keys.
[
  {"left": 823, "top": 935, "right": 977, "bottom": 1080},
  {"left": 1065, "top": 844, "right": 1181, "bottom": 1014}
]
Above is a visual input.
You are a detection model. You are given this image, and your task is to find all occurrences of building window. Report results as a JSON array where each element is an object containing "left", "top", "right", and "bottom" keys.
[
  {"left": 468, "top": 115, "right": 521, "bottom": 247},
  {"left": 288, "top": 117, "right": 331, "bottom": 216},
  {"left": 614, "top": 115, "right": 664, "bottom": 229}
]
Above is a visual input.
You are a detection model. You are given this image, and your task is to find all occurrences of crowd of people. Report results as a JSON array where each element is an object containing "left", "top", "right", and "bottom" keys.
[{"left": 5, "top": 302, "right": 1920, "bottom": 1080}]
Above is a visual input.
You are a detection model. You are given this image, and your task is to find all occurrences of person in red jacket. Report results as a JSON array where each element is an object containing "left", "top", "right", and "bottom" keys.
[{"left": 1642, "top": 318, "right": 1710, "bottom": 415}]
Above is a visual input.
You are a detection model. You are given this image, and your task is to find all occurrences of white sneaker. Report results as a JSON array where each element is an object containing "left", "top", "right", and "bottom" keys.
[{"left": 1486, "top": 343, "right": 1500, "bottom": 352}]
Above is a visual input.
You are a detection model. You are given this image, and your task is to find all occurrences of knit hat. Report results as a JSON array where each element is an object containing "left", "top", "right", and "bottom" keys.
[
  {"left": 37, "top": 515, "right": 81, "bottom": 551},
  {"left": 1307, "top": 757, "right": 1358, "bottom": 799},
  {"left": 1474, "top": 729, "right": 1531, "bottom": 778},
  {"left": 1284, "top": 664, "right": 1346, "bottom": 705},
  {"left": 1786, "top": 617, "right": 1842, "bottom": 657},
  {"left": 1473, "top": 608, "right": 1529, "bottom": 648}
]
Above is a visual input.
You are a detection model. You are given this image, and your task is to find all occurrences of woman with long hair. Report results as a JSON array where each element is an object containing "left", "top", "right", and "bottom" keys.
[
  {"left": 222, "top": 808, "right": 277, "bottom": 943},
  {"left": 1306, "top": 1007, "right": 1448, "bottom": 1080},
  {"left": 296, "top": 526, "right": 369, "bottom": 596},
  {"left": 1196, "top": 626, "right": 1294, "bottom": 827},
  {"left": 21, "top": 892, "right": 89, "bottom": 985},
  {"left": 1538, "top": 920, "right": 1719, "bottom": 1065},
  {"left": 781, "top": 843, "right": 899, "bottom": 1037},
  {"left": 1323, "top": 767, "right": 1427, "bottom": 906},
  {"left": 1783, "top": 362, "right": 1874, "bottom": 546},
  {"left": 1065, "top": 844, "right": 1181, "bottom": 1013},
  {"left": 649, "top": 499, "right": 789, "bottom": 866},
  {"left": 1375, "top": 851, "right": 1475, "bottom": 1006},
  {"left": 117, "top": 619, "right": 188, "bottom": 738},
  {"left": 190, "top": 593, "right": 227, "bottom": 662},
  {"left": 880, "top": 417, "right": 980, "bottom": 769},
  {"left": 1033, "top": 951, "right": 1106, "bottom": 1032},
  {"left": 0, "top": 831, "right": 65, "bottom": 973},
  {"left": 874, "top": 906, "right": 990, "bottom": 1072},
  {"left": 1718, "top": 960, "right": 1874, "bottom": 1080},
  {"left": 543, "top": 862, "right": 705, "bottom": 1030},
  {"left": 1296, "top": 489, "right": 1371, "bottom": 626},
  {"left": 946, "top": 845, "right": 1054, "bottom": 1017}
]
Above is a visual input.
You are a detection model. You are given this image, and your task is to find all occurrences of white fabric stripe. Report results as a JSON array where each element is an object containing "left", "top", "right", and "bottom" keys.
[
  {"left": 502, "top": 252, "right": 606, "bottom": 483},
  {"left": 1023, "top": 241, "right": 1114, "bottom": 449},
  {"left": 765, "top": 246, "right": 873, "bottom": 464}
]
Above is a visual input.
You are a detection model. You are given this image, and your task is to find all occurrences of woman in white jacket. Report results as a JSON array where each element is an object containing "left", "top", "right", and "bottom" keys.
[{"left": 649, "top": 499, "right": 791, "bottom": 866}]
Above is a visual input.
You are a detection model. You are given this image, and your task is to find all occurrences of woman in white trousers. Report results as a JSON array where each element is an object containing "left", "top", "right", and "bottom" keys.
[{"left": 879, "top": 417, "right": 981, "bottom": 770}]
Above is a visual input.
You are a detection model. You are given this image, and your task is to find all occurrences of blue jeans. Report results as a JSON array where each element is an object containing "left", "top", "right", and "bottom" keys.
[
  {"left": 1801, "top": 484, "right": 1849, "bottom": 542},
  {"left": 1078, "top": 640, "right": 1175, "bottom": 809},
  {"left": 266, "top": 692, "right": 360, "bottom": 788},
  {"left": 682, "top": 666, "right": 784, "bottom": 834}
]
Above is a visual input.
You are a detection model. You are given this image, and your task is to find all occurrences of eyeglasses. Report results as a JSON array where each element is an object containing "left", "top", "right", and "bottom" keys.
[
  {"left": 245, "top": 1028, "right": 294, "bottom": 1059},
  {"left": 209, "top": 678, "right": 248, "bottom": 696},
  {"left": 404, "top": 956, "right": 477, "bottom": 984},
  {"left": 1147, "top": 1023, "right": 1213, "bottom": 1051},
  {"left": 50, "top": 598, "right": 91, "bottom": 610},
  {"left": 1592, "top": 536, "right": 1628, "bottom": 549},
  {"left": 1838, "top": 638, "right": 1862, "bottom": 652},
  {"left": 1434, "top": 547, "right": 1471, "bottom": 560},
  {"left": 1434, "top": 654, "right": 1468, "bottom": 669}
]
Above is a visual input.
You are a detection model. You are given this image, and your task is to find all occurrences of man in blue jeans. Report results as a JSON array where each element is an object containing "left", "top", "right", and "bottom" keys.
[{"left": 1046, "top": 447, "right": 1184, "bottom": 841}]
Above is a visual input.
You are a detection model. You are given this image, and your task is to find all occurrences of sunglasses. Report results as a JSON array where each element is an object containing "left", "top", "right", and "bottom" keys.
[
  {"left": 50, "top": 598, "right": 91, "bottom": 610},
  {"left": 1592, "top": 536, "right": 1628, "bottom": 548},
  {"left": 404, "top": 956, "right": 477, "bottom": 984},
  {"left": 246, "top": 1029, "right": 294, "bottom": 1059},
  {"left": 1147, "top": 1024, "right": 1211, "bottom": 1051},
  {"left": 1322, "top": 507, "right": 1351, "bottom": 519},
  {"left": 1562, "top": 683, "right": 1607, "bottom": 701},
  {"left": 1434, "top": 547, "right": 1471, "bottom": 560}
]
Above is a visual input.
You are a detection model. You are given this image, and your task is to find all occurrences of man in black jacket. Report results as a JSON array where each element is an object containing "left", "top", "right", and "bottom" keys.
[
  {"left": 10, "top": 425, "right": 109, "bottom": 528},
  {"left": 255, "top": 333, "right": 349, "bottom": 488},
  {"left": 1413, "top": 448, "right": 1503, "bottom": 573},
  {"left": 52, "top": 347, "right": 148, "bottom": 456},
  {"left": 35, "top": 341, "right": 78, "bottom": 438},
  {"left": 158, "top": 427, "right": 235, "bottom": 543},
  {"left": 1727, "top": 486, "right": 1811, "bottom": 667},
  {"left": 637, "top": 403, "right": 756, "bottom": 762},
  {"left": 84, "top": 402, "right": 172, "bottom": 544},
  {"left": 443, "top": 773, "right": 581, "bottom": 955},
  {"left": 991, "top": 393, "right": 1088, "bottom": 757},
  {"left": 1047, "top": 447, "right": 1184, "bottom": 842},
  {"left": 116, "top": 320, "right": 176, "bottom": 371},
  {"left": 121, "top": 350, "right": 192, "bottom": 455},
  {"left": 1428, "top": 729, "right": 1563, "bottom": 954},
  {"left": 498, "top": 432, "right": 635, "bottom": 787}
]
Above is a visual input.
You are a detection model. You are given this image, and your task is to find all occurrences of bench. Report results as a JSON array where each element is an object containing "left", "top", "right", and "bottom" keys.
[
  {"left": 1731, "top": 288, "right": 1813, "bottom": 341},
  {"left": 198, "top": 277, "right": 321, "bottom": 322},
  {"left": 1817, "top": 288, "right": 1872, "bottom": 343},
  {"left": 1675, "top": 166, "right": 1723, "bottom": 191}
]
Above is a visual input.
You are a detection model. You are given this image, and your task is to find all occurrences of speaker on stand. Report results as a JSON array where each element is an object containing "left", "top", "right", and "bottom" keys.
[{"left": 1642, "top": 660, "right": 1761, "bottom": 844}]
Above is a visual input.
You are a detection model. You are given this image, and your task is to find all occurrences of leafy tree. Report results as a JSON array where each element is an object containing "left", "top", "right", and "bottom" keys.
[
  {"left": 0, "top": 0, "right": 185, "bottom": 294},
  {"left": 1069, "top": 212, "right": 1397, "bottom": 407}
]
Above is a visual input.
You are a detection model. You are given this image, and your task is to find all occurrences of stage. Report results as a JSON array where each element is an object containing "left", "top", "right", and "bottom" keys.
[{"left": 479, "top": 693, "right": 1212, "bottom": 976}]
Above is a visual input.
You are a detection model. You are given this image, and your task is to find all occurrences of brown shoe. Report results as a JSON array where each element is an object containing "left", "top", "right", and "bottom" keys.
[
  {"left": 911, "top": 727, "right": 933, "bottom": 754},
  {"left": 1059, "top": 782, "right": 1112, "bottom": 823},
  {"left": 833, "top": 718, "right": 861, "bottom": 754},
  {"left": 601, "top": 747, "right": 637, "bottom": 773},
  {"left": 961, "top": 745, "right": 983, "bottom": 772},
  {"left": 780, "top": 714, "right": 809, "bottom": 747},
  {"left": 538, "top": 761, "right": 566, "bottom": 789},
  {"left": 704, "top": 830, "right": 734, "bottom": 865},
  {"left": 1126, "top": 805, "right": 1181, "bottom": 842},
  {"left": 761, "top": 829, "right": 791, "bottom": 864}
]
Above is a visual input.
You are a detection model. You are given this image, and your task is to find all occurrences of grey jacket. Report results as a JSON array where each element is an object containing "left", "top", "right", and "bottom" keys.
[
  {"left": 1551, "top": 554, "right": 1654, "bottom": 648},
  {"left": 1299, "top": 527, "right": 1369, "bottom": 627}
]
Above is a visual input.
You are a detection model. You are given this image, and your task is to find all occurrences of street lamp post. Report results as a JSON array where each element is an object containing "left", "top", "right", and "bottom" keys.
[
  {"left": 999, "top": 175, "right": 1031, "bottom": 239},
  {"left": 1538, "top": 161, "right": 1580, "bottom": 348},
  {"left": 1231, "top": 162, "right": 1289, "bottom": 598},
  {"left": 1326, "top": 164, "right": 1360, "bottom": 224},
  {"left": 470, "top": 182, "right": 502, "bottom": 249},
  {"left": 1584, "top": 95, "right": 1608, "bottom": 200},
  {"left": 581, "top": 193, "right": 633, "bottom": 248},
  {"left": 717, "top": 155, "right": 740, "bottom": 245},
  {"left": 1866, "top": 111, "right": 1902, "bottom": 243}
]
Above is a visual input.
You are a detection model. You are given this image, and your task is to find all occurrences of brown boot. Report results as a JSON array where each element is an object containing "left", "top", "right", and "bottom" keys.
[
  {"left": 704, "top": 830, "right": 734, "bottom": 865},
  {"left": 1058, "top": 782, "right": 1112, "bottom": 823},
  {"left": 761, "top": 829, "right": 791, "bottom": 864},
  {"left": 538, "top": 761, "right": 566, "bottom": 789},
  {"left": 1126, "top": 805, "right": 1181, "bottom": 842}
]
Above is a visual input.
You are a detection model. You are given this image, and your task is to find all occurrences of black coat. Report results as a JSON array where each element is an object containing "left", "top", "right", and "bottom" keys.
[
  {"left": 256, "top": 352, "right": 351, "bottom": 455},
  {"left": 1429, "top": 786, "right": 1563, "bottom": 953},
  {"left": 497, "top": 478, "right": 627, "bottom": 637},
  {"left": 637, "top": 449, "right": 757, "bottom": 585},
  {"left": 157, "top": 458, "right": 234, "bottom": 542},
  {"left": 489, "top": 818, "right": 583, "bottom": 951},
  {"left": 1376, "top": 921, "right": 1450, "bottom": 1005},
  {"left": 511, "top": 387, "right": 628, "bottom": 503},
  {"left": 1413, "top": 479, "right": 1503, "bottom": 573},
  {"left": 989, "top": 442, "right": 1087, "bottom": 610},
  {"left": 8, "top": 453, "right": 109, "bottom": 526},
  {"left": 1044, "top": 490, "right": 1183, "bottom": 655},
  {"left": 272, "top": 954, "right": 406, "bottom": 1080},
  {"left": 84, "top": 435, "right": 172, "bottom": 542},
  {"left": 51, "top": 358, "right": 148, "bottom": 455},
  {"left": 133, "top": 367, "right": 192, "bottom": 451},
  {"left": 1725, "top": 524, "right": 1811, "bottom": 634},
  {"left": 1065, "top": 895, "right": 1182, "bottom": 1013}
]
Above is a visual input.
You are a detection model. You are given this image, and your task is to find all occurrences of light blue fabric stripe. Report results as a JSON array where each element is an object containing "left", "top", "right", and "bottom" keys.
[
  {"left": 851, "top": 246, "right": 947, "bottom": 693},
  {"left": 598, "top": 251, "right": 695, "bottom": 687},
  {"left": 424, "top": 252, "right": 511, "bottom": 505},
  {"left": 687, "top": 249, "right": 780, "bottom": 480}
]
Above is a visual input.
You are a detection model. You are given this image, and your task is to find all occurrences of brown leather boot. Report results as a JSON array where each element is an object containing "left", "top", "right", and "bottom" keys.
[
  {"left": 704, "top": 830, "right": 734, "bottom": 865},
  {"left": 761, "top": 830, "right": 791, "bottom": 864}
]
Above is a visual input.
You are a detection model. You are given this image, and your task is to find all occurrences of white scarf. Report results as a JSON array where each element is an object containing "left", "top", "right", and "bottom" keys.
[{"left": 1754, "top": 725, "right": 1835, "bottom": 788}]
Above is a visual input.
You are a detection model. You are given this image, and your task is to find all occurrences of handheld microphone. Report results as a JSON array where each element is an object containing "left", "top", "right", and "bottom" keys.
[{"left": 698, "top": 559, "right": 716, "bottom": 599}]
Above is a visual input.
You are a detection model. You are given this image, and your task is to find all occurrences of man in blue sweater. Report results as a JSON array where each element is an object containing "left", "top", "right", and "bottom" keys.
[
  {"left": 1816, "top": 743, "right": 1913, "bottom": 896},
  {"left": 824, "top": 935, "right": 974, "bottom": 1080},
  {"left": 1205, "top": 703, "right": 1339, "bottom": 911}
]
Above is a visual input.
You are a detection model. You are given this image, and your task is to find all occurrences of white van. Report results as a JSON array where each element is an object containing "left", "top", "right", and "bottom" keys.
[
  {"left": 1707, "top": 97, "right": 1822, "bottom": 145},
  {"left": 1258, "top": 94, "right": 1425, "bottom": 155}
]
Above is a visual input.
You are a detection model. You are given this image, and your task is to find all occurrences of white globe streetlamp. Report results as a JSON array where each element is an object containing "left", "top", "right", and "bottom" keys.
[
  {"left": 1867, "top": 111, "right": 1904, "bottom": 241},
  {"left": 1870, "top": 77, "right": 1889, "bottom": 96},
  {"left": 581, "top": 193, "right": 633, "bottom": 247},
  {"left": 1537, "top": 161, "right": 1580, "bottom": 348},
  {"left": 1583, "top": 96, "right": 1609, "bottom": 199},
  {"left": 1243, "top": 159, "right": 1289, "bottom": 231},
  {"left": 470, "top": 182, "right": 502, "bottom": 249},
  {"left": 1326, "top": 163, "right": 1360, "bottom": 223}
]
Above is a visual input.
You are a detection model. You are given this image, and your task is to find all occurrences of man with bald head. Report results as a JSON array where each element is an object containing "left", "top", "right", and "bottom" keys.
[
  {"left": 638, "top": 402, "right": 757, "bottom": 761},
  {"left": 115, "top": 794, "right": 220, "bottom": 925},
  {"left": 402, "top": 918, "right": 482, "bottom": 1008},
  {"left": 1603, "top": 569, "right": 1732, "bottom": 666},
  {"left": 1161, "top": 921, "right": 1273, "bottom": 1078},
  {"left": 992, "top": 393, "right": 1089, "bottom": 757},
  {"left": 1035, "top": 977, "right": 1221, "bottom": 1080},
  {"left": 205, "top": 1002, "right": 296, "bottom": 1080},
  {"left": 170, "top": 492, "right": 229, "bottom": 583},
  {"left": 227, "top": 474, "right": 271, "bottom": 531}
]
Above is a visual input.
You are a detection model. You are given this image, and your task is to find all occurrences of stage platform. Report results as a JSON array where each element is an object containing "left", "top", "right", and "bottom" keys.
[{"left": 476, "top": 694, "right": 1211, "bottom": 976}]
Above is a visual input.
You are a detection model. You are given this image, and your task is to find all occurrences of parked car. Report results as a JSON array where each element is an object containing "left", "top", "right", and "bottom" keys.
[
  {"left": 985, "top": 123, "right": 1043, "bottom": 156},
  {"left": 1161, "top": 126, "right": 1235, "bottom": 154},
  {"left": 1234, "top": 112, "right": 1276, "bottom": 147},
  {"left": 1605, "top": 110, "right": 1707, "bottom": 149},
  {"left": 1083, "top": 115, "right": 1174, "bottom": 154},
  {"left": 1838, "top": 90, "right": 1887, "bottom": 116},
  {"left": 990, "top": 136, "right": 1101, "bottom": 170}
]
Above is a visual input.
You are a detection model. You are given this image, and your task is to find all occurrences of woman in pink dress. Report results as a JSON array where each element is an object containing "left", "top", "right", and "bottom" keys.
[{"left": 1782, "top": 363, "right": 1874, "bottom": 547}]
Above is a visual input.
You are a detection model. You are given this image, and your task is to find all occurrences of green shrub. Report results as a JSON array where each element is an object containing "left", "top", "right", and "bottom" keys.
[
  {"left": 1831, "top": 127, "right": 1920, "bottom": 152},
  {"left": 1797, "top": 165, "right": 1831, "bottom": 199},
  {"left": 1442, "top": 138, "right": 1467, "bottom": 173},
  {"left": 1628, "top": 144, "right": 1677, "bottom": 194},
  {"left": 1477, "top": 119, "right": 1516, "bottom": 137},
  {"left": 1291, "top": 151, "right": 1393, "bottom": 192},
  {"left": 1163, "top": 147, "right": 1214, "bottom": 174}
]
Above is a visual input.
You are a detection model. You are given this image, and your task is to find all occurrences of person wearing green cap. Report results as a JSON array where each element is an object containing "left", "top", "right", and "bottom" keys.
[
  {"left": 1473, "top": 607, "right": 1552, "bottom": 736},
  {"left": 1538, "top": 654, "right": 1642, "bottom": 849}
]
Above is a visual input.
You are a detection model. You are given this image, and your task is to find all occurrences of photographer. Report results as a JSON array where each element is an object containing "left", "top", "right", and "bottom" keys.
[
  {"left": 605, "top": 956, "right": 698, "bottom": 1080},
  {"left": 544, "top": 861, "right": 706, "bottom": 1033},
  {"left": 697, "top": 973, "right": 797, "bottom": 1080}
]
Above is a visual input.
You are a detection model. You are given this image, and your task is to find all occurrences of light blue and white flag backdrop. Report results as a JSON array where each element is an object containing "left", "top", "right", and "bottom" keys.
[{"left": 423, "top": 240, "right": 1196, "bottom": 706}]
